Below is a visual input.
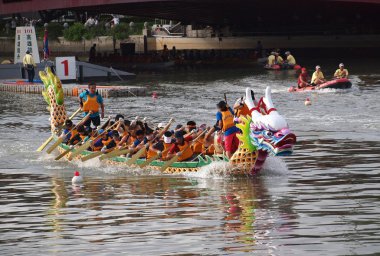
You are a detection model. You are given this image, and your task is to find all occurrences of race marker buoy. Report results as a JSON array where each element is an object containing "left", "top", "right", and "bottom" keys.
[
  {"left": 305, "top": 98, "right": 312, "bottom": 106},
  {"left": 72, "top": 171, "right": 83, "bottom": 184}
]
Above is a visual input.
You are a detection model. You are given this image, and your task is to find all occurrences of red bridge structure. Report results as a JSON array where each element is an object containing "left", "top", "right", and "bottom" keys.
[{"left": 1, "top": 0, "right": 380, "bottom": 34}]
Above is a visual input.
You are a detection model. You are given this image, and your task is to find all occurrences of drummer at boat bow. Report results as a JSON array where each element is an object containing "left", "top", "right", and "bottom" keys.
[
  {"left": 334, "top": 63, "right": 349, "bottom": 79},
  {"left": 79, "top": 83, "right": 105, "bottom": 128},
  {"left": 311, "top": 65, "right": 326, "bottom": 85}
]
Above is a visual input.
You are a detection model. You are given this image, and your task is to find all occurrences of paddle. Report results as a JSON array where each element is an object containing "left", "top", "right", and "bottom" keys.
[
  {"left": 160, "top": 129, "right": 207, "bottom": 172},
  {"left": 139, "top": 147, "right": 170, "bottom": 168},
  {"left": 73, "top": 120, "right": 121, "bottom": 161},
  {"left": 55, "top": 146, "right": 73, "bottom": 160},
  {"left": 80, "top": 151, "right": 103, "bottom": 162},
  {"left": 99, "top": 147, "right": 132, "bottom": 160},
  {"left": 125, "top": 118, "right": 174, "bottom": 166},
  {"left": 46, "top": 112, "right": 90, "bottom": 154},
  {"left": 36, "top": 107, "right": 82, "bottom": 152}
]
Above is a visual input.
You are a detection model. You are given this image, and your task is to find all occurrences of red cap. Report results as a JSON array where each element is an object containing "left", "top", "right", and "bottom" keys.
[
  {"left": 306, "top": 98, "right": 310, "bottom": 101},
  {"left": 74, "top": 171, "right": 80, "bottom": 176},
  {"left": 301, "top": 67, "right": 307, "bottom": 71}
]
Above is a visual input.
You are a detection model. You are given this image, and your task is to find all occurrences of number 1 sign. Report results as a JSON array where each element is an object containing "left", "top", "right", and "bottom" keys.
[{"left": 55, "top": 57, "right": 76, "bottom": 80}]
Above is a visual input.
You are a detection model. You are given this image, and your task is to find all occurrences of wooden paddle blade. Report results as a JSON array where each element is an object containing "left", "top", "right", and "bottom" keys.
[
  {"left": 139, "top": 154, "right": 160, "bottom": 168},
  {"left": 80, "top": 151, "right": 103, "bottom": 162},
  {"left": 55, "top": 148, "right": 72, "bottom": 160},
  {"left": 126, "top": 147, "right": 146, "bottom": 166},
  {"left": 160, "top": 155, "right": 179, "bottom": 172},
  {"left": 99, "top": 148, "right": 131, "bottom": 160},
  {"left": 46, "top": 137, "right": 64, "bottom": 154},
  {"left": 68, "top": 140, "right": 92, "bottom": 161},
  {"left": 36, "top": 136, "right": 53, "bottom": 152}
]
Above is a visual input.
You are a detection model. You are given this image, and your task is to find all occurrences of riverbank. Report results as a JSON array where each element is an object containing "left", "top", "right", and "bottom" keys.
[{"left": 2, "top": 34, "right": 380, "bottom": 61}]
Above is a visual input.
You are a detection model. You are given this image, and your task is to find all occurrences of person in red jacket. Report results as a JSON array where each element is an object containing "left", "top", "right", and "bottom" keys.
[{"left": 298, "top": 67, "right": 311, "bottom": 88}]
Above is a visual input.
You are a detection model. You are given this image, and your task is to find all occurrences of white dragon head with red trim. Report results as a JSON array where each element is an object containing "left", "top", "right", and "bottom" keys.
[{"left": 237, "top": 87, "right": 296, "bottom": 156}]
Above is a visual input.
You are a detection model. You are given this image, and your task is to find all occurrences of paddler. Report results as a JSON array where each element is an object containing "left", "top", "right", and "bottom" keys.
[
  {"left": 79, "top": 83, "right": 105, "bottom": 129},
  {"left": 311, "top": 65, "right": 326, "bottom": 86},
  {"left": 101, "top": 130, "right": 121, "bottom": 153},
  {"left": 62, "top": 119, "right": 76, "bottom": 144},
  {"left": 334, "top": 63, "right": 349, "bottom": 79},
  {"left": 167, "top": 131, "right": 195, "bottom": 162},
  {"left": 216, "top": 100, "right": 240, "bottom": 158},
  {"left": 284, "top": 51, "right": 296, "bottom": 68},
  {"left": 146, "top": 120, "right": 173, "bottom": 160},
  {"left": 298, "top": 67, "right": 311, "bottom": 88}
]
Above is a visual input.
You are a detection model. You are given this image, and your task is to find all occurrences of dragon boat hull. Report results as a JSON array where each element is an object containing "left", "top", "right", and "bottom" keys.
[{"left": 55, "top": 137, "right": 257, "bottom": 176}]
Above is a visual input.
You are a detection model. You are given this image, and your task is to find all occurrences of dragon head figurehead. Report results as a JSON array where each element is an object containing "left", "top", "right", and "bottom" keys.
[
  {"left": 39, "top": 67, "right": 67, "bottom": 131},
  {"left": 236, "top": 87, "right": 296, "bottom": 158}
]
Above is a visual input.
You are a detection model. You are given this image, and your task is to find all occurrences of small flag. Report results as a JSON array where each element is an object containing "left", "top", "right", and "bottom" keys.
[{"left": 43, "top": 29, "right": 49, "bottom": 60}]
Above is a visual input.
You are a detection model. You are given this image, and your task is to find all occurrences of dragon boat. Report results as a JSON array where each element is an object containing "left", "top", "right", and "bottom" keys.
[{"left": 40, "top": 67, "right": 296, "bottom": 175}]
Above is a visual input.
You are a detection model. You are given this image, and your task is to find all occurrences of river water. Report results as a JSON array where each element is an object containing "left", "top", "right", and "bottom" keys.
[{"left": 1, "top": 58, "right": 380, "bottom": 255}]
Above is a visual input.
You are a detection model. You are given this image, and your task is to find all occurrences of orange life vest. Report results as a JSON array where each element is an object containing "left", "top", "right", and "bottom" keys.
[
  {"left": 146, "top": 141, "right": 157, "bottom": 159},
  {"left": 177, "top": 141, "right": 193, "bottom": 161},
  {"left": 221, "top": 110, "right": 235, "bottom": 132},
  {"left": 162, "top": 142, "right": 173, "bottom": 160},
  {"left": 192, "top": 138, "right": 204, "bottom": 154},
  {"left": 236, "top": 103, "right": 250, "bottom": 117},
  {"left": 82, "top": 92, "right": 100, "bottom": 113},
  {"left": 203, "top": 144, "right": 215, "bottom": 155}
]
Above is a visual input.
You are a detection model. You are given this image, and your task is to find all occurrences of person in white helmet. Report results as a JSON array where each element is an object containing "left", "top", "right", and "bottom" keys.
[
  {"left": 284, "top": 51, "right": 296, "bottom": 68},
  {"left": 311, "top": 65, "right": 326, "bottom": 85},
  {"left": 334, "top": 63, "right": 349, "bottom": 79}
]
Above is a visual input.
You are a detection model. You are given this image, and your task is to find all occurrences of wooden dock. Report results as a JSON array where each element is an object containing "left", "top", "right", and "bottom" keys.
[{"left": 0, "top": 80, "right": 146, "bottom": 98}]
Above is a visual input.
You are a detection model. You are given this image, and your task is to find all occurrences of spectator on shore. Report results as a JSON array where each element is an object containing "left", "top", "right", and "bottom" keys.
[
  {"left": 162, "top": 45, "right": 169, "bottom": 61},
  {"left": 85, "top": 16, "right": 96, "bottom": 27},
  {"left": 11, "top": 18, "right": 17, "bottom": 30},
  {"left": 111, "top": 16, "right": 120, "bottom": 27},
  {"left": 171, "top": 46, "right": 177, "bottom": 59},
  {"left": 23, "top": 50, "right": 36, "bottom": 83},
  {"left": 89, "top": 44, "right": 97, "bottom": 63}
]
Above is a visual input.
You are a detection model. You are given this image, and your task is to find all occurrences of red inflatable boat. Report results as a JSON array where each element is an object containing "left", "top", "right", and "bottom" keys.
[
  {"left": 265, "top": 64, "right": 301, "bottom": 71},
  {"left": 288, "top": 78, "right": 352, "bottom": 92}
]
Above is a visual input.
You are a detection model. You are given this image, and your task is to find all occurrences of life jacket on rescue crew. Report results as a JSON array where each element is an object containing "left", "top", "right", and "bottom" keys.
[
  {"left": 82, "top": 90, "right": 100, "bottom": 113},
  {"left": 177, "top": 141, "right": 193, "bottom": 161},
  {"left": 221, "top": 109, "right": 235, "bottom": 132}
]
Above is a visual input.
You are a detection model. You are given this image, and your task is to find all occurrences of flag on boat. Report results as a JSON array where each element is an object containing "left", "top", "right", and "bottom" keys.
[{"left": 43, "top": 28, "right": 49, "bottom": 60}]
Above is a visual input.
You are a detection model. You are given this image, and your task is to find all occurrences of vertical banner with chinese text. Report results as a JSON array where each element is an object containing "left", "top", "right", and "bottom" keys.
[{"left": 14, "top": 26, "right": 40, "bottom": 64}]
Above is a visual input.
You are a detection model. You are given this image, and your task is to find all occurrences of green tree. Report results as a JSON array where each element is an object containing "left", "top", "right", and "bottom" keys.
[{"left": 63, "top": 23, "right": 86, "bottom": 41}]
